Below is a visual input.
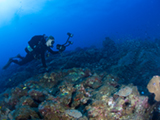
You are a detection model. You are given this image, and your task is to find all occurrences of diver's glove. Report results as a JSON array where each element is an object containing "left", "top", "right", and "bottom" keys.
[{"left": 45, "top": 67, "right": 49, "bottom": 72}]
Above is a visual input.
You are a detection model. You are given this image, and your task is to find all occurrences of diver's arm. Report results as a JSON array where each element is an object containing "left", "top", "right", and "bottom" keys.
[
  {"left": 48, "top": 47, "right": 59, "bottom": 55},
  {"left": 41, "top": 53, "right": 47, "bottom": 68}
]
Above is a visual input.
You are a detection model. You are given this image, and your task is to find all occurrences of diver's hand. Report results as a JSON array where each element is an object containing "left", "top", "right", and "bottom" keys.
[
  {"left": 43, "top": 65, "right": 49, "bottom": 72},
  {"left": 45, "top": 67, "right": 49, "bottom": 72}
]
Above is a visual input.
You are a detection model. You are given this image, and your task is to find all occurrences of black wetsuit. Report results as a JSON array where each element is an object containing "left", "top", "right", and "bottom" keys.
[{"left": 12, "top": 35, "right": 59, "bottom": 68}]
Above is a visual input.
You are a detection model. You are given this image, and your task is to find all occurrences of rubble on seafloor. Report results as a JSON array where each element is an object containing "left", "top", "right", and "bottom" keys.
[{"left": 0, "top": 68, "right": 159, "bottom": 120}]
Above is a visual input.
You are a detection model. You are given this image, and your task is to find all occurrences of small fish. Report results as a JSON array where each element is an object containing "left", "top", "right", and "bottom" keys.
[{"left": 23, "top": 87, "right": 27, "bottom": 90}]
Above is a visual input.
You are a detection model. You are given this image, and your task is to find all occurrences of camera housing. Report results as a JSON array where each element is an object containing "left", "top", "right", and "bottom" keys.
[{"left": 56, "top": 44, "right": 66, "bottom": 52}]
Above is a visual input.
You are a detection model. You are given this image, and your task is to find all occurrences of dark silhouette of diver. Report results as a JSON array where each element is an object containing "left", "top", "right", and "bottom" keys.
[{"left": 3, "top": 33, "right": 73, "bottom": 70}]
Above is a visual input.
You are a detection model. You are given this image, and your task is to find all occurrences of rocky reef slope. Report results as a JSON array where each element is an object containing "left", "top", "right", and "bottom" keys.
[{"left": 0, "top": 37, "right": 160, "bottom": 119}]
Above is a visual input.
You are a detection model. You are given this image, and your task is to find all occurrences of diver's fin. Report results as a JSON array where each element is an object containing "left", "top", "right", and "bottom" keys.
[{"left": 2, "top": 58, "right": 13, "bottom": 70}]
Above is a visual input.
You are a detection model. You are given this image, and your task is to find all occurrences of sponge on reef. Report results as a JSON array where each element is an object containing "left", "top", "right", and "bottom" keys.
[{"left": 147, "top": 75, "right": 160, "bottom": 101}]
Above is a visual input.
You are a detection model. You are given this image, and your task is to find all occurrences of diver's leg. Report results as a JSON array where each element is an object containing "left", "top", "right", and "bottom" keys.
[
  {"left": 12, "top": 54, "right": 34, "bottom": 66},
  {"left": 15, "top": 54, "right": 24, "bottom": 59},
  {"left": 2, "top": 58, "right": 14, "bottom": 70},
  {"left": 6, "top": 54, "right": 24, "bottom": 61}
]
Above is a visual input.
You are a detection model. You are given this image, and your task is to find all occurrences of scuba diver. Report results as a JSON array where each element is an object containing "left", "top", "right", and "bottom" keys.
[{"left": 3, "top": 33, "right": 73, "bottom": 70}]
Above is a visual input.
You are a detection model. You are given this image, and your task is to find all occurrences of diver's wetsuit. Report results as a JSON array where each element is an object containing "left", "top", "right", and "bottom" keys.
[{"left": 12, "top": 35, "right": 59, "bottom": 68}]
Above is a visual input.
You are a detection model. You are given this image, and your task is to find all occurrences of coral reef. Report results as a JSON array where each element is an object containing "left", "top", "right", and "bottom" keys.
[
  {"left": 0, "top": 68, "right": 157, "bottom": 119},
  {"left": 147, "top": 75, "right": 160, "bottom": 101},
  {"left": 1, "top": 37, "right": 160, "bottom": 119}
]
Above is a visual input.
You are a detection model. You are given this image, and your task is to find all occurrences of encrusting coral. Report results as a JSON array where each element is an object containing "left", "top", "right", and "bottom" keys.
[{"left": 147, "top": 75, "right": 160, "bottom": 101}]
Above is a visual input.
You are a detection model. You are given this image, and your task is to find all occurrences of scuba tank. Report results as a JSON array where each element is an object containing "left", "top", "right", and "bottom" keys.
[{"left": 25, "top": 34, "right": 46, "bottom": 54}]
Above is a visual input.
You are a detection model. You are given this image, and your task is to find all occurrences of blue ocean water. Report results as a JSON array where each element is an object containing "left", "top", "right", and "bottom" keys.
[
  {"left": 0, "top": 0, "right": 159, "bottom": 69},
  {"left": 1, "top": 0, "right": 160, "bottom": 119}
]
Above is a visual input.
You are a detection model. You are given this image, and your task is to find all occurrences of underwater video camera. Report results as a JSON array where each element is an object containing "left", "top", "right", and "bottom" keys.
[{"left": 56, "top": 32, "right": 73, "bottom": 52}]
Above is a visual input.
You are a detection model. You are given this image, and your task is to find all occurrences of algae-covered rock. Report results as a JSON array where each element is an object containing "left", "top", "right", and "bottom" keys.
[{"left": 13, "top": 106, "right": 39, "bottom": 120}]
